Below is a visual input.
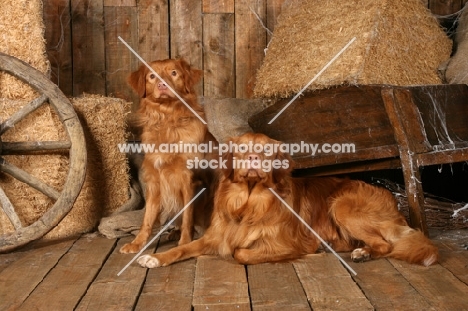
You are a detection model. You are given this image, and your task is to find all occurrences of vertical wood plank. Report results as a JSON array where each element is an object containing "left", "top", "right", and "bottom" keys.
[
  {"left": 235, "top": 0, "right": 267, "bottom": 98},
  {"left": 103, "top": 5, "right": 139, "bottom": 104},
  {"left": 203, "top": 14, "right": 235, "bottom": 98},
  {"left": 43, "top": 0, "right": 73, "bottom": 96},
  {"left": 71, "top": 0, "right": 106, "bottom": 96},
  {"left": 137, "top": 0, "right": 170, "bottom": 62},
  {"left": 75, "top": 236, "right": 156, "bottom": 310},
  {"left": 0, "top": 238, "right": 77, "bottom": 310},
  {"left": 248, "top": 262, "right": 311, "bottom": 310},
  {"left": 203, "top": 0, "right": 234, "bottom": 13},
  {"left": 170, "top": 0, "right": 203, "bottom": 95},
  {"left": 192, "top": 256, "right": 250, "bottom": 310},
  {"left": 429, "top": 0, "right": 464, "bottom": 14},
  {"left": 266, "top": 0, "right": 286, "bottom": 35},
  {"left": 104, "top": 0, "right": 136, "bottom": 6},
  {"left": 17, "top": 236, "right": 116, "bottom": 310}
]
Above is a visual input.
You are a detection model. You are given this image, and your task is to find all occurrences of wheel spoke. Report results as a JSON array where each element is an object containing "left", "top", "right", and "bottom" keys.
[
  {"left": 0, "top": 94, "right": 48, "bottom": 135},
  {"left": 0, "top": 186, "right": 23, "bottom": 230},
  {"left": 0, "top": 158, "right": 60, "bottom": 200},
  {"left": 1, "top": 141, "right": 71, "bottom": 155}
]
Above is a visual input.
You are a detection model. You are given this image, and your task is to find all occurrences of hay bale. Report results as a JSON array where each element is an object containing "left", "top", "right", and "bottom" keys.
[
  {"left": 0, "top": 0, "right": 49, "bottom": 100},
  {"left": 254, "top": 0, "right": 452, "bottom": 98},
  {"left": 46, "top": 94, "right": 131, "bottom": 239},
  {"left": 0, "top": 95, "right": 131, "bottom": 239},
  {"left": 445, "top": 4, "right": 468, "bottom": 84},
  {"left": 0, "top": 99, "right": 68, "bottom": 235}
]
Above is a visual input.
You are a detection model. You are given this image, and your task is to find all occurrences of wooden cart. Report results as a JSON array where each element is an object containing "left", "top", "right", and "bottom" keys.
[
  {"left": 249, "top": 84, "right": 468, "bottom": 235},
  {"left": 0, "top": 53, "right": 87, "bottom": 252}
]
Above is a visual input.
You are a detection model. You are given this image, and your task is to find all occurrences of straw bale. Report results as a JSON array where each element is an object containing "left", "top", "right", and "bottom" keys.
[
  {"left": 254, "top": 0, "right": 452, "bottom": 98},
  {"left": 0, "top": 99, "right": 68, "bottom": 236},
  {"left": 0, "top": 0, "right": 50, "bottom": 100},
  {"left": 45, "top": 94, "right": 131, "bottom": 239},
  {"left": 0, "top": 95, "right": 131, "bottom": 239},
  {"left": 445, "top": 4, "right": 468, "bottom": 84}
]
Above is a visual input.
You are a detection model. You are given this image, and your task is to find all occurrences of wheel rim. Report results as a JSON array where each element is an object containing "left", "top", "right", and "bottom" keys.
[{"left": 0, "top": 52, "right": 86, "bottom": 252}]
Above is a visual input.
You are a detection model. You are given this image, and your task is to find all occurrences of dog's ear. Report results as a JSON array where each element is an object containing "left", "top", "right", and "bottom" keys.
[
  {"left": 272, "top": 148, "right": 294, "bottom": 185},
  {"left": 128, "top": 64, "right": 147, "bottom": 98},
  {"left": 178, "top": 58, "right": 203, "bottom": 93},
  {"left": 220, "top": 147, "right": 235, "bottom": 180},
  {"left": 220, "top": 137, "right": 236, "bottom": 180}
]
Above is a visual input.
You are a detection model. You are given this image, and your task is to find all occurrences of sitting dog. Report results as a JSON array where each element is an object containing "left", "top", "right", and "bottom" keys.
[
  {"left": 135, "top": 132, "right": 438, "bottom": 267},
  {"left": 120, "top": 59, "right": 216, "bottom": 254}
]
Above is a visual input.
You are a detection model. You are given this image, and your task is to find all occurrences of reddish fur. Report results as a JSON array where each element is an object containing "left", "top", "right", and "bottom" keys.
[
  {"left": 141, "top": 133, "right": 438, "bottom": 266},
  {"left": 120, "top": 59, "right": 215, "bottom": 254}
]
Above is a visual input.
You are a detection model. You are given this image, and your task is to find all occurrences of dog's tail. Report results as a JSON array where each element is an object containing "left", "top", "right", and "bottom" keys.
[{"left": 389, "top": 226, "right": 438, "bottom": 266}]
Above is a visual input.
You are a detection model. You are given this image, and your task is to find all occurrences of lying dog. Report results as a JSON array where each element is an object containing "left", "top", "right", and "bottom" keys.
[
  {"left": 135, "top": 132, "right": 438, "bottom": 267},
  {"left": 120, "top": 59, "right": 215, "bottom": 254}
]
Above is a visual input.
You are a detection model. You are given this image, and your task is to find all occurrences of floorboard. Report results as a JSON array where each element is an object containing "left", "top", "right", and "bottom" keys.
[
  {"left": 192, "top": 255, "right": 250, "bottom": 310},
  {"left": 75, "top": 236, "right": 155, "bottom": 310},
  {"left": 294, "top": 253, "right": 373, "bottom": 311},
  {"left": 18, "top": 234, "right": 116, "bottom": 310},
  {"left": 248, "top": 261, "right": 310, "bottom": 310},
  {"left": 135, "top": 239, "right": 195, "bottom": 311},
  {"left": 0, "top": 229, "right": 467, "bottom": 310},
  {"left": 0, "top": 237, "right": 77, "bottom": 310}
]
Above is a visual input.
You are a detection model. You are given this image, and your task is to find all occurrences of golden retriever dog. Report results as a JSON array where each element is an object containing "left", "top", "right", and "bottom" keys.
[
  {"left": 120, "top": 59, "right": 216, "bottom": 254},
  {"left": 135, "top": 132, "right": 438, "bottom": 267}
]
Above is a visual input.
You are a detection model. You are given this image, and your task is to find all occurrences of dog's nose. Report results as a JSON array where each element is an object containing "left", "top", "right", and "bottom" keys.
[
  {"left": 158, "top": 82, "right": 168, "bottom": 90},
  {"left": 247, "top": 154, "right": 260, "bottom": 161}
]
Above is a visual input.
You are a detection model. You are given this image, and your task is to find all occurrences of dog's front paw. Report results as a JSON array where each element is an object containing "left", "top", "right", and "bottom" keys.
[
  {"left": 137, "top": 254, "right": 161, "bottom": 268},
  {"left": 351, "top": 248, "right": 371, "bottom": 263},
  {"left": 120, "top": 242, "right": 143, "bottom": 254}
]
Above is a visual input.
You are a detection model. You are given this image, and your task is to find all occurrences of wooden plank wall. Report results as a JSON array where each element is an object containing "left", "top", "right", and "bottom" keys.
[{"left": 43, "top": 0, "right": 467, "bottom": 108}]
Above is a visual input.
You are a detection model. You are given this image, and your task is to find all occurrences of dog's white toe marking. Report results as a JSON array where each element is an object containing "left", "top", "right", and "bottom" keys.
[
  {"left": 351, "top": 248, "right": 370, "bottom": 263},
  {"left": 137, "top": 254, "right": 160, "bottom": 268}
]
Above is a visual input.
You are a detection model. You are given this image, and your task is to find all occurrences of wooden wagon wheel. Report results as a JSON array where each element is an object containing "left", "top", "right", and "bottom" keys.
[{"left": 0, "top": 52, "right": 86, "bottom": 252}]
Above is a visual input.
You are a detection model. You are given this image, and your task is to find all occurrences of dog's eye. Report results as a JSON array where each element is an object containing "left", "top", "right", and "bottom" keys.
[
  {"left": 149, "top": 73, "right": 156, "bottom": 79},
  {"left": 171, "top": 70, "right": 177, "bottom": 76}
]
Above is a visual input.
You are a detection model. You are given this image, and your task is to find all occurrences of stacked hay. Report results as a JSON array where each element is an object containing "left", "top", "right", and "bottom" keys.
[
  {"left": 254, "top": 0, "right": 453, "bottom": 98},
  {"left": 0, "top": 96, "right": 131, "bottom": 239},
  {"left": 445, "top": 4, "right": 468, "bottom": 84},
  {"left": 0, "top": 0, "right": 131, "bottom": 240},
  {"left": 0, "top": 0, "right": 49, "bottom": 100},
  {"left": 0, "top": 99, "right": 68, "bottom": 235}
]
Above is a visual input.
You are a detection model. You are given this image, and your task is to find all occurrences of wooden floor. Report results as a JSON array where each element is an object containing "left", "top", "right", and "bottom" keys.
[{"left": 1, "top": 229, "right": 467, "bottom": 310}]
